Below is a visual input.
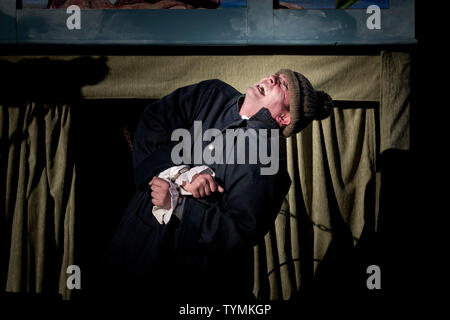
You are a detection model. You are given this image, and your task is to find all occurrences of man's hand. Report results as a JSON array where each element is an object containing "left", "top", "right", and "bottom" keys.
[
  {"left": 149, "top": 177, "right": 172, "bottom": 209},
  {"left": 182, "top": 173, "right": 224, "bottom": 198},
  {"left": 183, "top": 173, "right": 224, "bottom": 198}
]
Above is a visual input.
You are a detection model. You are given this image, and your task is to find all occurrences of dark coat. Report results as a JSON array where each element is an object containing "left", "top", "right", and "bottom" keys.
[{"left": 102, "top": 80, "right": 291, "bottom": 301}]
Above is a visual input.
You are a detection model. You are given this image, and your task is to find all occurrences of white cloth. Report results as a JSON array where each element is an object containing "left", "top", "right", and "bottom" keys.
[
  {"left": 151, "top": 165, "right": 215, "bottom": 225},
  {"left": 152, "top": 114, "right": 248, "bottom": 224}
]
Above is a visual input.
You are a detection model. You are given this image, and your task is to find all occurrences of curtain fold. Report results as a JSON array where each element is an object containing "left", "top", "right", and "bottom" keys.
[
  {"left": 253, "top": 106, "right": 377, "bottom": 299},
  {"left": 253, "top": 52, "right": 410, "bottom": 299},
  {"left": 380, "top": 51, "right": 411, "bottom": 153},
  {"left": 0, "top": 102, "right": 76, "bottom": 300}
]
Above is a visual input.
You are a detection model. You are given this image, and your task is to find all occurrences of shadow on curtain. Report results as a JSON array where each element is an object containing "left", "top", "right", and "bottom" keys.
[
  {"left": 254, "top": 102, "right": 378, "bottom": 299},
  {"left": 253, "top": 52, "right": 411, "bottom": 300},
  {"left": 0, "top": 57, "right": 109, "bottom": 300}
]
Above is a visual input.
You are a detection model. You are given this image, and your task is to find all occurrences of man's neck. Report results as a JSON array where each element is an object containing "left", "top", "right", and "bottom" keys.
[{"left": 239, "top": 97, "right": 261, "bottom": 119}]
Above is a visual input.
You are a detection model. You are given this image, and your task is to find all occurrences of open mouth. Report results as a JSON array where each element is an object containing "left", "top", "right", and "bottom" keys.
[{"left": 256, "top": 84, "right": 267, "bottom": 96}]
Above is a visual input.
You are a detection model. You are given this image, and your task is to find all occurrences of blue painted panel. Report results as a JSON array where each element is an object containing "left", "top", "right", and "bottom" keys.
[
  {"left": 13, "top": 0, "right": 415, "bottom": 45},
  {"left": 280, "top": 0, "right": 389, "bottom": 9},
  {"left": 247, "top": 0, "right": 273, "bottom": 41},
  {"left": 267, "top": 0, "right": 415, "bottom": 45},
  {"left": 21, "top": 0, "right": 247, "bottom": 8},
  {"left": 0, "top": 0, "right": 16, "bottom": 43},
  {"left": 17, "top": 8, "right": 247, "bottom": 44}
]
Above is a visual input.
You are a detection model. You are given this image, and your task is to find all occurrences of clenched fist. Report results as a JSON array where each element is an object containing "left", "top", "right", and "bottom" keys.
[
  {"left": 182, "top": 173, "right": 224, "bottom": 198},
  {"left": 149, "top": 176, "right": 172, "bottom": 209}
]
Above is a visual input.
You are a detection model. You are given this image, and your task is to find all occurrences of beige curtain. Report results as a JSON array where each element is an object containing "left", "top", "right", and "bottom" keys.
[
  {"left": 3, "top": 55, "right": 380, "bottom": 101},
  {"left": 252, "top": 52, "right": 411, "bottom": 299},
  {"left": 0, "top": 52, "right": 409, "bottom": 300},
  {"left": 0, "top": 102, "right": 76, "bottom": 300},
  {"left": 253, "top": 106, "right": 377, "bottom": 299}
]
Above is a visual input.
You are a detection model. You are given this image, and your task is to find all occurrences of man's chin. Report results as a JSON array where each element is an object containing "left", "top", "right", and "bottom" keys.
[{"left": 246, "top": 86, "right": 260, "bottom": 97}]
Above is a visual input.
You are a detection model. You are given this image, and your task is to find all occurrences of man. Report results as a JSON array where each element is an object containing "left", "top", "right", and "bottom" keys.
[{"left": 101, "top": 69, "right": 333, "bottom": 301}]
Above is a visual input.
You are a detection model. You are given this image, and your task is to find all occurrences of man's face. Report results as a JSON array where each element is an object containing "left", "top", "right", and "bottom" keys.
[{"left": 245, "top": 73, "right": 291, "bottom": 127}]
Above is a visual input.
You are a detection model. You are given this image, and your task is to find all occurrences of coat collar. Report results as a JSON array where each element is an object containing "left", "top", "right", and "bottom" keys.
[
  {"left": 234, "top": 94, "right": 281, "bottom": 131},
  {"left": 250, "top": 107, "right": 281, "bottom": 130}
]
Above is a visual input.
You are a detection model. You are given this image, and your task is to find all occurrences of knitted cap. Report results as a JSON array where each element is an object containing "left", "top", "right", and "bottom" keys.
[{"left": 276, "top": 69, "right": 334, "bottom": 137}]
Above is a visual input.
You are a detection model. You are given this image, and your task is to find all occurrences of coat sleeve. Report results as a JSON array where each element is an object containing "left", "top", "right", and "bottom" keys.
[
  {"left": 176, "top": 162, "right": 291, "bottom": 253},
  {"left": 132, "top": 80, "right": 218, "bottom": 190}
]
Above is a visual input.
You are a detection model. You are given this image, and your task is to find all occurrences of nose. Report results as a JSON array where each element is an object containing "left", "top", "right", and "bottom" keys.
[{"left": 268, "top": 75, "right": 277, "bottom": 86}]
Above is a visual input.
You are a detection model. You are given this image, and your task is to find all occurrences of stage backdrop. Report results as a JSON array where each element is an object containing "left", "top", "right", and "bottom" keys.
[{"left": 0, "top": 52, "right": 410, "bottom": 299}]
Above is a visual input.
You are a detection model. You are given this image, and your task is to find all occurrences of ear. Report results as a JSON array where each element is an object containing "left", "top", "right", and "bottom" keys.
[{"left": 276, "top": 113, "right": 291, "bottom": 127}]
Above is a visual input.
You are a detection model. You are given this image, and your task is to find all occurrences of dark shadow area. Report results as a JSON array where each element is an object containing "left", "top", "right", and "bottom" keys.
[
  {"left": 0, "top": 57, "right": 109, "bottom": 103},
  {"left": 71, "top": 98, "right": 151, "bottom": 300},
  {"left": 409, "top": 0, "right": 441, "bottom": 303},
  {"left": 1, "top": 43, "right": 416, "bottom": 57},
  {"left": 286, "top": 98, "right": 415, "bottom": 309},
  {"left": 376, "top": 149, "right": 415, "bottom": 295},
  {"left": 287, "top": 151, "right": 414, "bottom": 309}
]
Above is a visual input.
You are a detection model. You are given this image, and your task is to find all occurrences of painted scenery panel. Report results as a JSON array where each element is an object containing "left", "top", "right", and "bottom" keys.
[
  {"left": 21, "top": 0, "right": 246, "bottom": 9},
  {"left": 275, "top": 0, "right": 389, "bottom": 9}
]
